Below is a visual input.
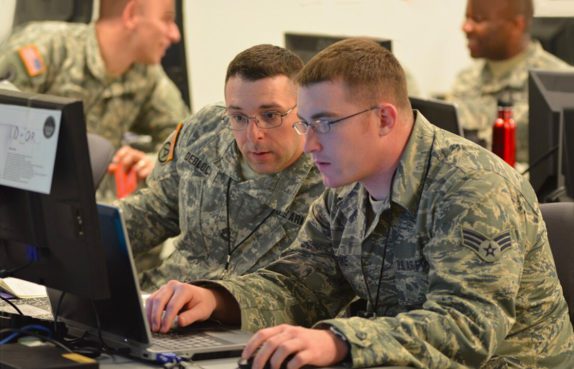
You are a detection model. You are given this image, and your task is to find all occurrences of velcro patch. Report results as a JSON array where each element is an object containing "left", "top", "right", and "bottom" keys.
[
  {"left": 461, "top": 228, "right": 512, "bottom": 262},
  {"left": 18, "top": 45, "right": 46, "bottom": 77}
]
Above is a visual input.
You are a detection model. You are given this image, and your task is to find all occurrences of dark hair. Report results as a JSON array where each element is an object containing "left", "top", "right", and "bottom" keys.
[
  {"left": 296, "top": 38, "right": 410, "bottom": 109},
  {"left": 225, "top": 44, "right": 304, "bottom": 82}
]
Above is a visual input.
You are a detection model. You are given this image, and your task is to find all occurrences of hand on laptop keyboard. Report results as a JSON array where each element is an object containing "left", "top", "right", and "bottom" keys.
[{"left": 161, "top": 311, "right": 179, "bottom": 330}]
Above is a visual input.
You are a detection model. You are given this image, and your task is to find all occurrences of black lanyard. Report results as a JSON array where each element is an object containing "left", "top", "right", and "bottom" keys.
[
  {"left": 358, "top": 206, "right": 393, "bottom": 319},
  {"left": 223, "top": 177, "right": 274, "bottom": 272}
]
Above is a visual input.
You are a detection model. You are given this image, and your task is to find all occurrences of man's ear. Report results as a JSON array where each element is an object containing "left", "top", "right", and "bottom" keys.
[
  {"left": 122, "top": 0, "right": 139, "bottom": 30},
  {"left": 377, "top": 103, "right": 398, "bottom": 136},
  {"left": 511, "top": 14, "right": 527, "bottom": 35}
]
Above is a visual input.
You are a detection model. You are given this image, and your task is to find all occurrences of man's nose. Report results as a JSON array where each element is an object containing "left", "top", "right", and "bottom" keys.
[
  {"left": 462, "top": 18, "right": 474, "bottom": 34},
  {"left": 170, "top": 22, "right": 181, "bottom": 44},
  {"left": 246, "top": 119, "right": 265, "bottom": 140},
  {"left": 303, "top": 128, "right": 321, "bottom": 153}
]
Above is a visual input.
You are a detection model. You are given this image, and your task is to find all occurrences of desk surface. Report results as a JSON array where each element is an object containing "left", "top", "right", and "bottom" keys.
[
  {"left": 1, "top": 298, "right": 413, "bottom": 369},
  {"left": 99, "top": 355, "right": 414, "bottom": 369}
]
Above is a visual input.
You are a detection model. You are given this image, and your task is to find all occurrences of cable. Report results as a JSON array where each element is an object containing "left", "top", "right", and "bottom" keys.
[
  {"left": 89, "top": 299, "right": 117, "bottom": 355},
  {"left": 0, "top": 324, "right": 69, "bottom": 350},
  {"left": 520, "top": 145, "right": 558, "bottom": 175},
  {"left": 0, "top": 260, "right": 34, "bottom": 279},
  {"left": 224, "top": 178, "right": 275, "bottom": 271},
  {"left": 0, "top": 295, "right": 23, "bottom": 315}
]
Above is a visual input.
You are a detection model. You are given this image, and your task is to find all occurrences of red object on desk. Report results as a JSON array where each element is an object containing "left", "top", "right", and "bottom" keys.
[
  {"left": 112, "top": 163, "right": 138, "bottom": 198},
  {"left": 492, "top": 101, "right": 516, "bottom": 167}
]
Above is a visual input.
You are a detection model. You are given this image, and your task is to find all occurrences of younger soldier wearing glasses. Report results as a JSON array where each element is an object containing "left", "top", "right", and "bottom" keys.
[
  {"left": 146, "top": 38, "right": 573, "bottom": 368},
  {"left": 119, "top": 44, "right": 324, "bottom": 290}
]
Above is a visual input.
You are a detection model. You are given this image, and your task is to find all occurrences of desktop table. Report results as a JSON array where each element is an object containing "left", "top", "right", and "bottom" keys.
[
  {"left": 1, "top": 298, "right": 414, "bottom": 369},
  {"left": 99, "top": 355, "right": 414, "bottom": 369}
]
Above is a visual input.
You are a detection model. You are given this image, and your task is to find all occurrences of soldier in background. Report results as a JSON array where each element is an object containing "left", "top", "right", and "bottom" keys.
[
  {"left": 119, "top": 44, "right": 324, "bottom": 291},
  {"left": 146, "top": 38, "right": 574, "bottom": 368},
  {"left": 0, "top": 0, "right": 189, "bottom": 181},
  {"left": 447, "top": 0, "right": 571, "bottom": 163}
]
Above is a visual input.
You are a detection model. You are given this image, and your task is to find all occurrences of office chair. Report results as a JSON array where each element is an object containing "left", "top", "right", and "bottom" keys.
[
  {"left": 87, "top": 133, "right": 115, "bottom": 189},
  {"left": 540, "top": 202, "right": 574, "bottom": 324}
]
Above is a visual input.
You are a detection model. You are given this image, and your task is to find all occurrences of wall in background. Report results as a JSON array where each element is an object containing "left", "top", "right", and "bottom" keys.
[
  {"left": 184, "top": 0, "right": 471, "bottom": 111},
  {"left": 2, "top": 0, "right": 573, "bottom": 112},
  {"left": 183, "top": 0, "right": 574, "bottom": 112},
  {"left": 0, "top": 1, "right": 16, "bottom": 44}
]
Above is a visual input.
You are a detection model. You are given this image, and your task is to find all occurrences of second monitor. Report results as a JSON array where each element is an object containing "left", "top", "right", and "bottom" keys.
[{"left": 284, "top": 32, "right": 391, "bottom": 63}]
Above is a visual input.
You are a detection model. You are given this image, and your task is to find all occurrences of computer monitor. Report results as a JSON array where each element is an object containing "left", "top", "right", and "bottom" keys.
[
  {"left": 528, "top": 69, "right": 574, "bottom": 202},
  {"left": 564, "top": 108, "right": 574, "bottom": 198},
  {"left": 0, "top": 89, "right": 109, "bottom": 299},
  {"left": 284, "top": 32, "right": 392, "bottom": 63},
  {"left": 409, "top": 96, "right": 463, "bottom": 136},
  {"left": 531, "top": 17, "right": 574, "bottom": 66}
]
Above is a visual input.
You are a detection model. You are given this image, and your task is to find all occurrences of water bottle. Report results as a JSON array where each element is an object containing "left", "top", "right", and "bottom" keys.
[{"left": 492, "top": 100, "right": 516, "bottom": 167}]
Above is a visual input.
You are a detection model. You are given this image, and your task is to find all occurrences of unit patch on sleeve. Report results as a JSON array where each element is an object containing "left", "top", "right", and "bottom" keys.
[
  {"left": 158, "top": 122, "right": 184, "bottom": 163},
  {"left": 18, "top": 45, "right": 46, "bottom": 77},
  {"left": 461, "top": 228, "right": 513, "bottom": 262}
]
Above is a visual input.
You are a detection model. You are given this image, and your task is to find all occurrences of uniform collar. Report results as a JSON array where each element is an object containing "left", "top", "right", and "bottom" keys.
[
  {"left": 85, "top": 23, "right": 150, "bottom": 87},
  {"left": 337, "top": 111, "right": 435, "bottom": 218},
  {"left": 215, "top": 132, "right": 316, "bottom": 211},
  {"left": 477, "top": 40, "right": 542, "bottom": 93},
  {"left": 85, "top": 23, "right": 108, "bottom": 81}
]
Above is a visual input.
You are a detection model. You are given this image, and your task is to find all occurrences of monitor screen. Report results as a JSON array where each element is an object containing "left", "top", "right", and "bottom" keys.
[
  {"left": 409, "top": 97, "right": 463, "bottom": 136},
  {"left": 0, "top": 89, "right": 109, "bottom": 299},
  {"left": 531, "top": 17, "right": 574, "bottom": 66},
  {"left": 528, "top": 69, "right": 574, "bottom": 202},
  {"left": 284, "top": 32, "right": 392, "bottom": 63},
  {"left": 564, "top": 108, "right": 574, "bottom": 198}
]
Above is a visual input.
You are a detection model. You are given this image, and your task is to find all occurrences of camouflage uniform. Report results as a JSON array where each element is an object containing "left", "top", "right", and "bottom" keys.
[
  {"left": 447, "top": 41, "right": 571, "bottom": 163},
  {"left": 119, "top": 104, "right": 324, "bottom": 291},
  {"left": 0, "top": 80, "right": 18, "bottom": 91},
  {"left": 0, "top": 21, "right": 189, "bottom": 149},
  {"left": 213, "top": 113, "right": 574, "bottom": 368}
]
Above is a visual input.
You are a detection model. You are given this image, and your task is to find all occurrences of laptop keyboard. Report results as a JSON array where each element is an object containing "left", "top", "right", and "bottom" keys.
[{"left": 151, "top": 331, "right": 230, "bottom": 350}]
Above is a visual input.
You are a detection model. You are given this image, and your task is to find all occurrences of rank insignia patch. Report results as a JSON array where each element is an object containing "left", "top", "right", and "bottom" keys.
[{"left": 462, "top": 228, "right": 513, "bottom": 262}]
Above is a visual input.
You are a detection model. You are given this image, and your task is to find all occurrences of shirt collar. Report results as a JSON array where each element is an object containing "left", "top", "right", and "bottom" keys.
[
  {"left": 216, "top": 131, "right": 316, "bottom": 211},
  {"left": 85, "top": 23, "right": 108, "bottom": 81},
  {"left": 337, "top": 111, "right": 435, "bottom": 218}
]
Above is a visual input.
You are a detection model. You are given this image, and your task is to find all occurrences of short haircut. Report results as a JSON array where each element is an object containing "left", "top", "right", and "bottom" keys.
[
  {"left": 225, "top": 44, "right": 304, "bottom": 83},
  {"left": 506, "top": 0, "right": 534, "bottom": 30},
  {"left": 99, "top": 0, "right": 129, "bottom": 19},
  {"left": 296, "top": 38, "right": 410, "bottom": 109},
  {"left": 509, "top": 0, "right": 534, "bottom": 21}
]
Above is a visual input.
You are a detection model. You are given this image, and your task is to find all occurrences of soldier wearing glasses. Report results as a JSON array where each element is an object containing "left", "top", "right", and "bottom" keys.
[
  {"left": 146, "top": 38, "right": 573, "bottom": 369},
  {"left": 119, "top": 44, "right": 324, "bottom": 291}
]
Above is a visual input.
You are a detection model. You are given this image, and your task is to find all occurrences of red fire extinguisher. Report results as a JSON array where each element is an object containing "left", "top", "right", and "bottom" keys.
[{"left": 492, "top": 100, "right": 516, "bottom": 167}]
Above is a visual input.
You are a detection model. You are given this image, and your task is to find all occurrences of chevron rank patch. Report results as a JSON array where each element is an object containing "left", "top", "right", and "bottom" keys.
[{"left": 461, "top": 228, "right": 513, "bottom": 262}]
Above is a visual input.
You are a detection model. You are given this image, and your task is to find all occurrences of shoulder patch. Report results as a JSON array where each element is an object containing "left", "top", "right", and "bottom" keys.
[
  {"left": 461, "top": 228, "right": 513, "bottom": 263},
  {"left": 157, "top": 122, "right": 184, "bottom": 164},
  {"left": 18, "top": 45, "right": 46, "bottom": 77}
]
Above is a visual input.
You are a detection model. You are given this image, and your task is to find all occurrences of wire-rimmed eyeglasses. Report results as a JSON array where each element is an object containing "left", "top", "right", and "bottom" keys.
[
  {"left": 223, "top": 105, "right": 297, "bottom": 130},
  {"left": 292, "top": 106, "right": 379, "bottom": 135}
]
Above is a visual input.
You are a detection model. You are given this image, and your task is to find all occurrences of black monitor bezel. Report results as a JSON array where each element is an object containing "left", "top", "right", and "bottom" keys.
[
  {"left": 528, "top": 69, "right": 574, "bottom": 202},
  {"left": 0, "top": 89, "right": 109, "bottom": 299}
]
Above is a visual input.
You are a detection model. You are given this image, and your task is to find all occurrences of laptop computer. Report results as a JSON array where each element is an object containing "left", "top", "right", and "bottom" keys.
[
  {"left": 409, "top": 96, "right": 464, "bottom": 137},
  {"left": 48, "top": 204, "right": 252, "bottom": 362}
]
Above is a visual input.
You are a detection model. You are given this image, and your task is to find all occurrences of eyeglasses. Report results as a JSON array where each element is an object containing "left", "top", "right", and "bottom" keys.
[
  {"left": 223, "top": 105, "right": 297, "bottom": 130},
  {"left": 292, "top": 106, "right": 379, "bottom": 135}
]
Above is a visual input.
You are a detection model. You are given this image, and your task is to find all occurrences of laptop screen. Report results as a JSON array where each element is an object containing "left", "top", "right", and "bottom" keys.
[{"left": 48, "top": 204, "right": 151, "bottom": 343}]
